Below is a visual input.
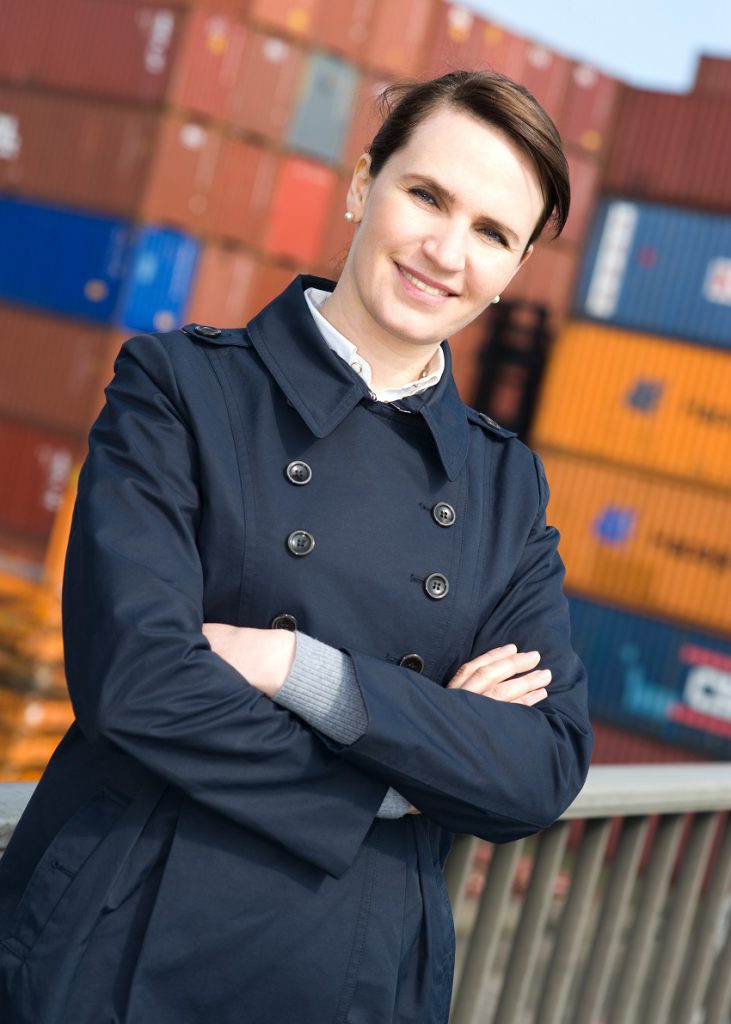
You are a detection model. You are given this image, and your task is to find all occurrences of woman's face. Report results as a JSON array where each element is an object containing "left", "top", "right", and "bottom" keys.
[{"left": 342, "top": 104, "right": 544, "bottom": 351}]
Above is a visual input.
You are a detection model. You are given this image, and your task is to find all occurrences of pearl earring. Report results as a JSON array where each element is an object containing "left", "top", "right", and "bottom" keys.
[
  {"left": 344, "top": 211, "right": 355, "bottom": 222},
  {"left": 492, "top": 294, "right": 501, "bottom": 304}
]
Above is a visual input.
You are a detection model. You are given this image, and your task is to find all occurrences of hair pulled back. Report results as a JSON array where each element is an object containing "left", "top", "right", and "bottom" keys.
[{"left": 367, "top": 70, "right": 570, "bottom": 248}]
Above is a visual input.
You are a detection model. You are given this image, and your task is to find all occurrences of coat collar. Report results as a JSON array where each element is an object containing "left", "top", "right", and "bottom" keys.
[{"left": 246, "top": 275, "right": 471, "bottom": 481}]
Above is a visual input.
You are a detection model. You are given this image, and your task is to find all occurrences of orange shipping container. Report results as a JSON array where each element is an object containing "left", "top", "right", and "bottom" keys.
[
  {"left": 423, "top": 4, "right": 486, "bottom": 76},
  {"left": 263, "top": 157, "right": 337, "bottom": 264},
  {"left": 0, "top": 305, "right": 122, "bottom": 435},
  {"left": 532, "top": 323, "right": 731, "bottom": 490},
  {"left": 362, "top": 0, "right": 436, "bottom": 78},
  {"left": 516, "top": 42, "right": 571, "bottom": 121},
  {"left": 693, "top": 55, "right": 731, "bottom": 97},
  {"left": 561, "top": 150, "right": 600, "bottom": 246},
  {"left": 541, "top": 451, "right": 731, "bottom": 635}
]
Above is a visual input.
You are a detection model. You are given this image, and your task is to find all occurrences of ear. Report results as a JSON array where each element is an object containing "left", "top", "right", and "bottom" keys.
[{"left": 345, "top": 153, "right": 372, "bottom": 223}]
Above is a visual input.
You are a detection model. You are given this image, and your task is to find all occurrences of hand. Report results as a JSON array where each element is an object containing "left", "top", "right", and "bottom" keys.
[
  {"left": 201, "top": 624, "right": 296, "bottom": 699},
  {"left": 446, "top": 644, "right": 550, "bottom": 707}
]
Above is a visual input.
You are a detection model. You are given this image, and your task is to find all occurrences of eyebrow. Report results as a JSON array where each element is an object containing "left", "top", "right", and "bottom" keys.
[{"left": 404, "top": 173, "right": 521, "bottom": 248}]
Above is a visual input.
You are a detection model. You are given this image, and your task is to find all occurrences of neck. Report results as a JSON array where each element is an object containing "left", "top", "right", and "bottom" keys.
[{"left": 320, "top": 277, "right": 441, "bottom": 393}]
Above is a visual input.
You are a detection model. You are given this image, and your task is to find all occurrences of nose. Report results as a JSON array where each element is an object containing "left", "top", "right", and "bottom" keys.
[{"left": 421, "top": 217, "right": 468, "bottom": 273}]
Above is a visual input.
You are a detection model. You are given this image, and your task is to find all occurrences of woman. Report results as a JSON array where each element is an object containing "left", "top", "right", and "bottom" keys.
[{"left": 0, "top": 71, "right": 591, "bottom": 1023}]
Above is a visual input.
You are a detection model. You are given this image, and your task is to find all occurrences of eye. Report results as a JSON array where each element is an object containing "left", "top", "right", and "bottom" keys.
[
  {"left": 479, "top": 225, "right": 508, "bottom": 246},
  {"left": 409, "top": 186, "right": 437, "bottom": 205}
]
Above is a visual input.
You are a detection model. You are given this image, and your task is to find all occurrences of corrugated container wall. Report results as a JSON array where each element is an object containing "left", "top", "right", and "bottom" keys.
[
  {"left": 693, "top": 55, "right": 731, "bottom": 96},
  {"left": 311, "top": 0, "right": 375, "bottom": 61},
  {"left": 225, "top": 31, "right": 305, "bottom": 142},
  {"left": 604, "top": 88, "right": 731, "bottom": 212},
  {"left": 569, "top": 596, "right": 731, "bottom": 759},
  {"left": 0, "top": 417, "right": 80, "bottom": 541},
  {"left": 590, "top": 721, "right": 710, "bottom": 765},
  {"left": 575, "top": 199, "right": 731, "bottom": 348},
  {"left": 363, "top": 0, "right": 436, "bottom": 78},
  {"left": 560, "top": 63, "right": 620, "bottom": 155},
  {"left": 533, "top": 323, "right": 731, "bottom": 490},
  {"left": 248, "top": 0, "right": 321, "bottom": 41},
  {"left": 540, "top": 451, "right": 731, "bottom": 636},
  {"left": 287, "top": 53, "right": 359, "bottom": 163},
  {"left": 263, "top": 157, "right": 337, "bottom": 263},
  {"left": 0, "top": 306, "right": 122, "bottom": 435}
]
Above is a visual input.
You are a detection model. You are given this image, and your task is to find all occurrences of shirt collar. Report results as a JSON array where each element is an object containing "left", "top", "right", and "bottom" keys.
[
  {"left": 303, "top": 286, "right": 445, "bottom": 401},
  {"left": 245, "top": 275, "right": 470, "bottom": 481}
]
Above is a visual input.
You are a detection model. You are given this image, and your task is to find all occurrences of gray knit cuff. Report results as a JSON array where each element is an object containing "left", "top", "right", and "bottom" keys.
[{"left": 275, "top": 631, "right": 411, "bottom": 819}]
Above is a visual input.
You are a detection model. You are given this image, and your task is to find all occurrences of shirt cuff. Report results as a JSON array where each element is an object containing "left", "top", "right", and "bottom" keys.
[{"left": 275, "top": 631, "right": 411, "bottom": 819}]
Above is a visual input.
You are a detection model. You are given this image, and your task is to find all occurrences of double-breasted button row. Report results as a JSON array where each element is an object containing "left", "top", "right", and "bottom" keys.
[
  {"left": 271, "top": 613, "right": 297, "bottom": 631},
  {"left": 287, "top": 530, "right": 315, "bottom": 556},
  {"left": 285, "top": 461, "right": 312, "bottom": 485},
  {"left": 432, "top": 502, "right": 455, "bottom": 527}
]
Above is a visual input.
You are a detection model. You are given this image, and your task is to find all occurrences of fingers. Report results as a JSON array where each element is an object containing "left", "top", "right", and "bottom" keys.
[
  {"left": 448, "top": 649, "right": 542, "bottom": 693},
  {"left": 447, "top": 643, "right": 518, "bottom": 688}
]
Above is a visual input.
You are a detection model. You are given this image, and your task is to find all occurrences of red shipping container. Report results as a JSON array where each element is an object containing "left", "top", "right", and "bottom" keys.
[
  {"left": 0, "top": 418, "right": 81, "bottom": 541},
  {"left": 363, "top": 0, "right": 437, "bottom": 79},
  {"left": 0, "top": 306, "right": 122, "bottom": 435},
  {"left": 0, "top": 89, "right": 275, "bottom": 241},
  {"left": 476, "top": 22, "right": 528, "bottom": 81},
  {"left": 0, "top": 527, "right": 47, "bottom": 580},
  {"left": 422, "top": 4, "right": 485, "bottom": 76},
  {"left": 341, "top": 73, "right": 391, "bottom": 170},
  {"left": 0, "top": 0, "right": 185, "bottom": 104},
  {"left": 317, "top": 173, "right": 354, "bottom": 278},
  {"left": 203, "top": 141, "right": 278, "bottom": 246},
  {"left": 248, "top": 0, "right": 320, "bottom": 40},
  {"left": 502, "top": 242, "right": 578, "bottom": 329},
  {"left": 263, "top": 157, "right": 337, "bottom": 263},
  {"left": 518, "top": 42, "right": 571, "bottom": 121},
  {"left": 185, "top": 243, "right": 256, "bottom": 326},
  {"left": 591, "top": 720, "right": 708, "bottom": 765},
  {"left": 561, "top": 149, "right": 600, "bottom": 246},
  {"left": 168, "top": 8, "right": 250, "bottom": 121},
  {"left": 247, "top": 262, "right": 298, "bottom": 316},
  {"left": 225, "top": 30, "right": 304, "bottom": 142},
  {"left": 560, "top": 62, "right": 620, "bottom": 154},
  {"left": 693, "top": 54, "right": 731, "bottom": 97},
  {"left": 311, "top": 0, "right": 376, "bottom": 62},
  {"left": 604, "top": 88, "right": 731, "bottom": 213}
]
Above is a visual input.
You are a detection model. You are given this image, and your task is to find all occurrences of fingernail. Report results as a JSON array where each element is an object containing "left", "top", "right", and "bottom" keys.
[{"left": 540, "top": 669, "right": 552, "bottom": 680}]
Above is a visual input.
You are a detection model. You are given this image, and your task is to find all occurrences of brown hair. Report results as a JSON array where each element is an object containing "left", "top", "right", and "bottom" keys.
[{"left": 367, "top": 70, "right": 570, "bottom": 248}]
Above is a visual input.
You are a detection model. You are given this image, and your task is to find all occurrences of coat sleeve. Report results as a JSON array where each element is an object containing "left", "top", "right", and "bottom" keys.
[
  {"left": 61, "top": 333, "right": 389, "bottom": 878},
  {"left": 314, "top": 451, "right": 593, "bottom": 843}
]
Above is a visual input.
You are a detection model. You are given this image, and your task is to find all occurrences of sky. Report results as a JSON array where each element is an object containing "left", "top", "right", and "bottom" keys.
[{"left": 465, "top": 0, "right": 731, "bottom": 92}]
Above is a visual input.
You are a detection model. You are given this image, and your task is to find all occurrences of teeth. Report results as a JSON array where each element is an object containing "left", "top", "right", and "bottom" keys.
[{"left": 401, "top": 268, "right": 450, "bottom": 297}]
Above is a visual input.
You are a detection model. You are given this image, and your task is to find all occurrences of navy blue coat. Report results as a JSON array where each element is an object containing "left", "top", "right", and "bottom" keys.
[{"left": 0, "top": 275, "right": 592, "bottom": 1023}]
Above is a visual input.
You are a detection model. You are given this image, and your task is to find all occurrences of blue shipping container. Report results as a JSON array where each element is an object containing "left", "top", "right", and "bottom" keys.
[
  {"left": 0, "top": 196, "right": 199, "bottom": 332},
  {"left": 569, "top": 595, "right": 731, "bottom": 759},
  {"left": 575, "top": 199, "right": 731, "bottom": 348}
]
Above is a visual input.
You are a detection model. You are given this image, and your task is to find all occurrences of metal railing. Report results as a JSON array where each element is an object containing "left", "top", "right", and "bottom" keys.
[
  {"left": 446, "top": 764, "right": 731, "bottom": 1024},
  {"left": 1, "top": 766, "right": 730, "bottom": 1023}
]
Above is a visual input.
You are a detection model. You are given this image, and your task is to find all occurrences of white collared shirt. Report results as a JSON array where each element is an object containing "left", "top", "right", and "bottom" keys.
[{"left": 304, "top": 287, "right": 444, "bottom": 402}]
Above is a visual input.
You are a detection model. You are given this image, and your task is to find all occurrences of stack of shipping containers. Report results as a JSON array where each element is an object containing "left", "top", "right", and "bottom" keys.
[
  {"left": 0, "top": 0, "right": 725, "bottom": 774},
  {"left": 532, "top": 55, "right": 731, "bottom": 763}
]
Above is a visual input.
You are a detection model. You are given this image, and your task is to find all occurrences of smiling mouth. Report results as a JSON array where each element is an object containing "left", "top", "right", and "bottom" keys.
[{"left": 397, "top": 264, "right": 456, "bottom": 298}]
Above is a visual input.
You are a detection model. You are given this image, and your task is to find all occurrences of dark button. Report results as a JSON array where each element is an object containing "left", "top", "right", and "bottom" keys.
[
  {"left": 285, "top": 460, "right": 312, "bottom": 486},
  {"left": 424, "top": 572, "right": 449, "bottom": 600},
  {"left": 399, "top": 653, "right": 425, "bottom": 673},
  {"left": 479, "top": 412, "right": 501, "bottom": 429},
  {"left": 287, "top": 530, "right": 315, "bottom": 557},
  {"left": 192, "top": 324, "right": 221, "bottom": 338},
  {"left": 271, "top": 613, "right": 297, "bottom": 631},
  {"left": 432, "top": 502, "right": 456, "bottom": 527}
]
